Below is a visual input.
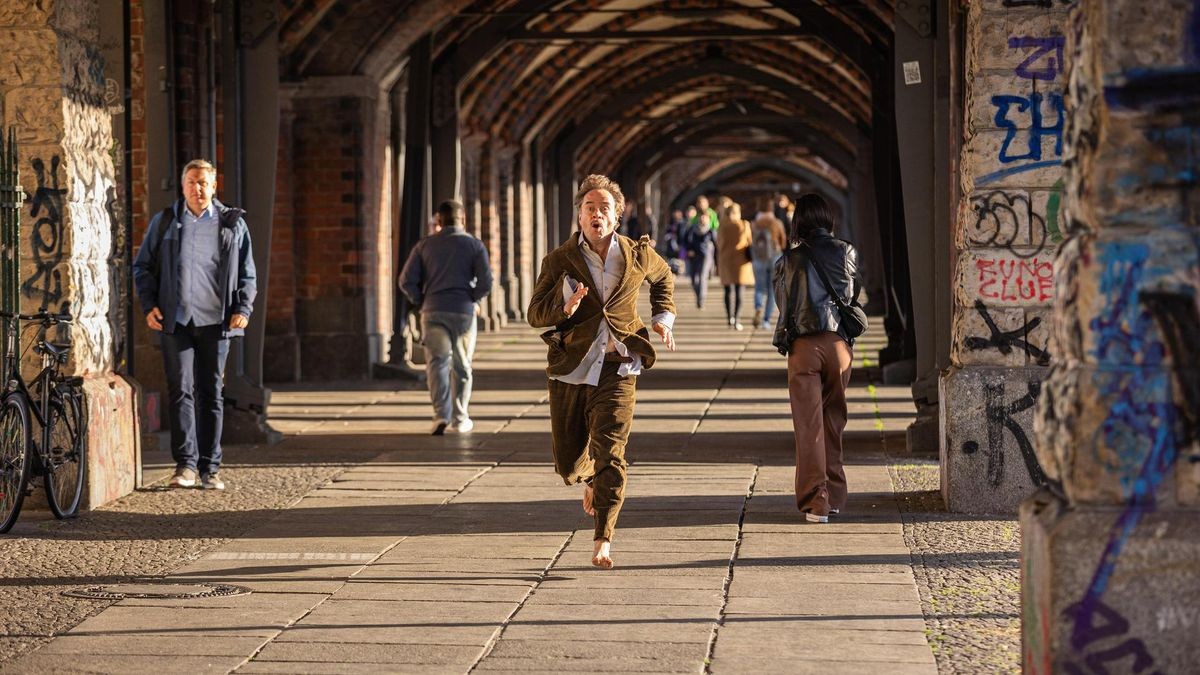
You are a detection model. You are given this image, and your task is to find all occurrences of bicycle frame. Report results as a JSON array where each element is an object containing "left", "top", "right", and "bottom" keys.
[{"left": 2, "top": 314, "right": 69, "bottom": 472}]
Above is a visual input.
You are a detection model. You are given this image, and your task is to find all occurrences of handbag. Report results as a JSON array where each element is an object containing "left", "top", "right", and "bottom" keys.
[{"left": 802, "top": 242, "right": 868, "bottom": 341}]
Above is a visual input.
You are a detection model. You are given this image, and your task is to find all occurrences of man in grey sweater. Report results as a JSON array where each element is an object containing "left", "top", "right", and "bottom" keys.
[{"left": 400, "top": 200, "right": 493, "bottom": 434}]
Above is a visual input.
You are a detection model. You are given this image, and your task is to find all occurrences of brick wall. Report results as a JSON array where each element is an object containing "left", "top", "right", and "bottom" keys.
[{"left": 286, "top": 95, "right": 371, "bottom": 379}]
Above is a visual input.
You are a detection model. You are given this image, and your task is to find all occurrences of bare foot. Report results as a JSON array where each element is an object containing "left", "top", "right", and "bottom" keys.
[
  {"left": 592, "top": 539, "right": 613, "bottom": 569},
  {"left": 582, "top": 484, "right": 596, "bottom": 516}
]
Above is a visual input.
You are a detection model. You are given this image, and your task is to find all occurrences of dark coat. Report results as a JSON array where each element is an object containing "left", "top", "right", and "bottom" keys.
[
  {"left": 132, "top": 198, "right": 257, "bottom": 337},
  {"left": 773, "top": 228, "right": 859, "bottom": 344}
]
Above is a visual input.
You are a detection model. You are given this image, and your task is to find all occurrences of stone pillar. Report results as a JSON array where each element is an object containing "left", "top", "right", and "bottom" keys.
[
  {"left": 496, "top": 144, "right": 521, "bottom": 321},
  {"left": 939, "top": 0, "right": 1071, "bottom": 513},
  {"left": 1022, "top": 0, "right": 1200, "bottom": 670},
  {"left": 2, "top": 1, "right": 138, "bottom": 508}
]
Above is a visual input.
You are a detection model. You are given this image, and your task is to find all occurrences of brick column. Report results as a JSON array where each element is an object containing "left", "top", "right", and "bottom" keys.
[
  {"left": 939, "top": 0, "right": 1071, "bottom": 513},
  {"left": 1, "top": 1, "right": 138, "bottom": 507},
  {"left": 496, "top": 143, "right": 520, "bottom": 321},
  {"left": 1021, "top": 0, "right": 1200, "bottom": 670}
]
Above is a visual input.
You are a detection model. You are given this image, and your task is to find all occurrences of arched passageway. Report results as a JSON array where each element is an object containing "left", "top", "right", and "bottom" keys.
[{"left": 266, "top": 0, "right": 915, "bottom": 385}]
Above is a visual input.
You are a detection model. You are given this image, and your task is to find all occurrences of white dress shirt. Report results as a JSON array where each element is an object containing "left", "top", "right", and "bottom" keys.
[{"left": 551, "top": 235, "right": 675, "bottom": 386}]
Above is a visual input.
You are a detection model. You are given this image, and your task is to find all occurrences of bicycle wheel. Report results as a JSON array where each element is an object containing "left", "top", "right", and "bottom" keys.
[
  {"left": 43, "top": 391, "right": 86, "bottom": 519},
  {"left": 0, "top": 393, "right": 32, "bottom": 533}
]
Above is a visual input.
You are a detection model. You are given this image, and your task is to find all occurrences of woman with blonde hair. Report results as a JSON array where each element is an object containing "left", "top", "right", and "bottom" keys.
[{"left": 716, "top": 202, "right": 755, "bottom": 329}]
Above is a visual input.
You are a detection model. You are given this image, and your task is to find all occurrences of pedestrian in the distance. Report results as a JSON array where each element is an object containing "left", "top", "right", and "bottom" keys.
[
  {"left": 750, "top": 211, "right": 788, "bottom": 328},
  {"left": 772, "top": 193, "right": 860, "bottom": 523},
  {"left": 717, "top": 201, "right": 754, "bottom": 330},
  {"left": 132, "top": 159, "right": 257, "bottom": 491},
  {"left": 684, "top": 212, "right": 716, "bottom": 309},
  {"left": 399, "top": 200, "right": 493, "bottom": 435}
]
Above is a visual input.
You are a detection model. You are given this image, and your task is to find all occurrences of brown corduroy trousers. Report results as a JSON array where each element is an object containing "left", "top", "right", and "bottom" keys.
[
  {"left": 787, "top": 331, "right": 853, "bottom": 516},
  {"left": 547, "top": 362, "right": 637, "bottom": 542}
]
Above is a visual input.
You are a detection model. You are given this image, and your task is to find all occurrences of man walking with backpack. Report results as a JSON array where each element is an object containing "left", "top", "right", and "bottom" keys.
[
  {"left": 133, "top": 159, "right": 257, "bottom": 491},
  {"left": 750, "top": 211, "right": 788, "bottom": 328}
]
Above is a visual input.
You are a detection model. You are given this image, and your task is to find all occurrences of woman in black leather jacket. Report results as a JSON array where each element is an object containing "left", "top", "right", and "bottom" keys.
[{"left": 771, "top": 193, "right": 859, "bottom": 523}]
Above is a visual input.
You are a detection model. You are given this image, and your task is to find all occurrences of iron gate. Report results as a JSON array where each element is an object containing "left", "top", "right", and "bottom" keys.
[{"left": 0, "top": 129, "right": 22, "bottom": 365}]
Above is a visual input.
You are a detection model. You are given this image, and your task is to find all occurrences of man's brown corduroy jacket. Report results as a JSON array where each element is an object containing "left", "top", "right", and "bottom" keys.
[{"left": 527, "top": 232, "right": 675, "bottom": 377}]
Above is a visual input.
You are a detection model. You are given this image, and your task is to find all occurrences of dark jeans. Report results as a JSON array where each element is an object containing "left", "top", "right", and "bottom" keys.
[{"left": 162, "top": 323, "right": 230, "bottom": 475}]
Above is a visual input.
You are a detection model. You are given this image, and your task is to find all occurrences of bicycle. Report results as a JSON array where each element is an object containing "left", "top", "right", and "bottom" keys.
[{"left": 0, "top": 307, "right": 87, "bottom": 533}]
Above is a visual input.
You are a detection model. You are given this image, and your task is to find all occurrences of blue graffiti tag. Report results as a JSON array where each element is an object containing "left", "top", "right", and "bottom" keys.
[
  {"left": 1009, "top": 36, "right": 1066, "bottom": 81},
  {"left": 1072, "top": 242, "right": 1176, "bottom": 659},
  {"left": 993, "top": 92, "right": 1065, "bottom": 164}
]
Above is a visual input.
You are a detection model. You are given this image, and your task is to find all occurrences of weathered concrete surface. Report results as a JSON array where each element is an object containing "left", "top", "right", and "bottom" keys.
[
  {"left": 1024, "top": 0, "right": 1200, "bottom": 671},
  {"left": 941, "top": 0, "right": 1072, "bottom": 515},
  {"left": 940, "top": 366, "right": 1044, "bottom": 514},
  {"left": 1021, "top": 491, "right": 1200, "bottom": 673},
  {"left": 0, "top": 289, "right": 932, "bottom": 673},
  {"left": 1, "top": 0, "right": 138, "bottom": 512}
]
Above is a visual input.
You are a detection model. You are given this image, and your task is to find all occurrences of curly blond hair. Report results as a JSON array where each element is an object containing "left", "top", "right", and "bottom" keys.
[{"left": 572, "top": 174, "right": 625, "bottom": 218}]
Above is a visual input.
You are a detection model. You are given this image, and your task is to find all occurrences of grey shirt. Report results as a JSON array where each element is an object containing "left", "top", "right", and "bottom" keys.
[
  {"left": 175, "top": 203, "right": 223, "bottom": 327},
  {"left": 399, "top": 225, "right": 493, "bottom": 316}
]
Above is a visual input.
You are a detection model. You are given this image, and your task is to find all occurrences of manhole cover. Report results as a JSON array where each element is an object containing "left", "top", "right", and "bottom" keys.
[{"left": 63, "top": 582, "right": 252, "bottom": 600}]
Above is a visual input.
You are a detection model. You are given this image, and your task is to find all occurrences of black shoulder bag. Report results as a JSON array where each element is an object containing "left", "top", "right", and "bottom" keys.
[{"left": 802, "top": 242, "right": 868, "bottom": 341}]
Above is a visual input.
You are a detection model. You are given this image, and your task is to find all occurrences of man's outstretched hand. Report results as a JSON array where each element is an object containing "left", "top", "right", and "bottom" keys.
[
  {"left": 564, "top": 282, "right": 589, "bottom": 317},
  {"left": 653, "top": 322, "right": 676, "bottom": 351}
]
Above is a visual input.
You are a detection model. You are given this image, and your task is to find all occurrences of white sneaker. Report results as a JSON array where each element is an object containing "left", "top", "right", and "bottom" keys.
[
  {"left": 804, "top": 512, "right": 829, "bottom": 523},
  {"left": 447, "top": 419, "right": 474, "bottom": 433}
]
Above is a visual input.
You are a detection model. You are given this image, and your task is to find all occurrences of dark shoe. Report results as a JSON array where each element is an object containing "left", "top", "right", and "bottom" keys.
[
  {"left": 169, "top": 467, "right": 197, "bottom": 488},
  {"left": 200, "top": 472, "right": 225, "bottom": 491},
  {"left": 431, "top": 420, "right": 448, "bottom": 436}
]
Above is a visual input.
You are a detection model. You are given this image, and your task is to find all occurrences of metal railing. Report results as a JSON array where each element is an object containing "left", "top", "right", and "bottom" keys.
[{"left": 0, "top": 128, "right": 24, "bottom": 366}]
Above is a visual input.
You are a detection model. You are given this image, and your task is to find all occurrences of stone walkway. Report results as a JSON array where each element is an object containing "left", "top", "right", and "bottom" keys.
[{"left": 5, "top": 287, "right": 932, "bottom": 673}]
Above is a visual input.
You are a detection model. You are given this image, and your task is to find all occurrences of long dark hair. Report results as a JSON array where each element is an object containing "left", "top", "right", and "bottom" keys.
[{"left": 789, "top": 193, "right": 835, "bottom": 244}]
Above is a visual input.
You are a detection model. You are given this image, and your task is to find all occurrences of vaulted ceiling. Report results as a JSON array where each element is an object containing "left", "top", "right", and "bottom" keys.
[{"left": 279, "top": 0, "right": 895, "bottom": 204}]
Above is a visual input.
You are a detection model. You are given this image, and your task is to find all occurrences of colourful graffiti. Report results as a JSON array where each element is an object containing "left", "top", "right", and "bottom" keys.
[
  {"left": 1069, "top": 242, "right": 1174, "bottom": 670},
  {"left": 977, "top": 34, "right": 1068, "bottom": 186},
  {"left": 975, "top": 256, "right": 1054, "bottom": 303}
]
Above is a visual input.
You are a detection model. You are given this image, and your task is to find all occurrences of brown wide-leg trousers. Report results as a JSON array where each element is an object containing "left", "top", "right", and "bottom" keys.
[
  {"left": 787, "top": 331, "right": 853, "bottom": 516},
  {"left": 547, "top": 362, "right": 637, "bottom": 541}
]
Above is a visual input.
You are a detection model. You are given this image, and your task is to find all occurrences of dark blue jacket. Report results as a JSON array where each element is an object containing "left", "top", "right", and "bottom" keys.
[
  {"left": 399, "top": 225, "right": 492, "bottom": 315},
  {"left": 132, "top": 198, "right": 257, "bottom": 337}
]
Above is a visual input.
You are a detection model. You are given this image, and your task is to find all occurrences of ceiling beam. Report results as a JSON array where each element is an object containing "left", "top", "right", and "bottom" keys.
[{"left": 505, "top": 28, "right": 812, "bottom": 42}]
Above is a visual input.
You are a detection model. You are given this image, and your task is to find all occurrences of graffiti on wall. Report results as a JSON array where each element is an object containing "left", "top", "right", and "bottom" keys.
[
  {"left": 961, "top": 378, "right": 1046, "bottom": 488},
  {"left": 974, "top": 255, "right": 1055, "bottom": 304},
  {"left": 977, "top": 31, "right": 1068, "bottom": 187},
  {"left": 1064, "top": 243, "right": 1174, "bottom": 671},
  {"left": 1001, "top": 0, "right": 1075, "bottom": 7},
  {"left": 24, "top": 156, "right": 66, "bottom": 307},
  {"left": 965, "top": 300, "right": 1051, "bottom": 365},
  {"left": 968, "top": 188, "right": 1062, "bottom": 255}
]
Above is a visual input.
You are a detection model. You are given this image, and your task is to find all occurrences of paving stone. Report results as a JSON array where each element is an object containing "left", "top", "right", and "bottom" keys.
[
  {"left": 0, "top": 305, "right": 945, "bottom": 673},
  {"left": 251, "top": 640, "right": 482, "bottom": 665}
]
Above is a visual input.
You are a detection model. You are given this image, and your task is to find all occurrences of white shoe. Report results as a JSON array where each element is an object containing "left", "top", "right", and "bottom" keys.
[
  {"left": 447, "top": 418, "right": 474, "bottom": 433},
  {"left": 804, "top": 512, "right": 829, "bottom": 523}
]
